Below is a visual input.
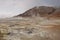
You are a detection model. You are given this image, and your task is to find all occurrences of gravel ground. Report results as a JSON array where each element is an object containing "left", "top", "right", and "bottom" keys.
[{"left": 0, "top": 17, "right": 60, "bottom": 40}]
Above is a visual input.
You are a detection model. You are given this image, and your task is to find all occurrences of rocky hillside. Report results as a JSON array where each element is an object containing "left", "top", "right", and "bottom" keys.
[
  {"left": 0, "top": 6, "right": 60, "bottom": 40},
  {"left": 16, "top": 6, "right": 60, "bottom": 19}
]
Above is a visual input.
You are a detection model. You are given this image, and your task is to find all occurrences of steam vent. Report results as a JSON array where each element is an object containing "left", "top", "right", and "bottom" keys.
[{"left": 0, "top": 6, "right": 60, "bottom": 40}]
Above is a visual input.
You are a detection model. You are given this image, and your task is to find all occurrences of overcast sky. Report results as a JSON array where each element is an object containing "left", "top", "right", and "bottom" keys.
[{"left": 0, "top": 0, "right": 60, "bottom": 18}]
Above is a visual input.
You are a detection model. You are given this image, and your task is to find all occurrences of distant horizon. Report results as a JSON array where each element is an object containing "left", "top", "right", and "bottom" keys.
[
  {"left": 0, "top": 5, "right": 60, "bottom": 19},
  {"left": 0, "top": 0, "right": 60, "bottom": 18}
]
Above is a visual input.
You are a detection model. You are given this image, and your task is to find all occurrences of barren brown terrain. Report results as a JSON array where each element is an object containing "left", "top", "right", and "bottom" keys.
[
  {"left": 0, "top": 6, "right": 60, "bottom": 40},
  {"left": 0, "top": 17, "right": 60, "bottom": 40}
]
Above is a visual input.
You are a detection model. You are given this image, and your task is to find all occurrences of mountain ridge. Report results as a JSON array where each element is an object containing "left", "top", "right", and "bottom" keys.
[{"left": 15, "top": 6, "right": 60, "bottom": 19}]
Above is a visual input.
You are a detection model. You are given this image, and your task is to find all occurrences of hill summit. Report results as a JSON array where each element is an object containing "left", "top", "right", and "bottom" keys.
[{"left": 16, "top": 6, "right": 60, "bottom": 19}]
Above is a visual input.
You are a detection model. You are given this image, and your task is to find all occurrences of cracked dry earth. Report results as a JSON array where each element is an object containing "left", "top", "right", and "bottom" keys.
[{"left": 0, "top": 17, "right": 60, "bottom": 40}]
